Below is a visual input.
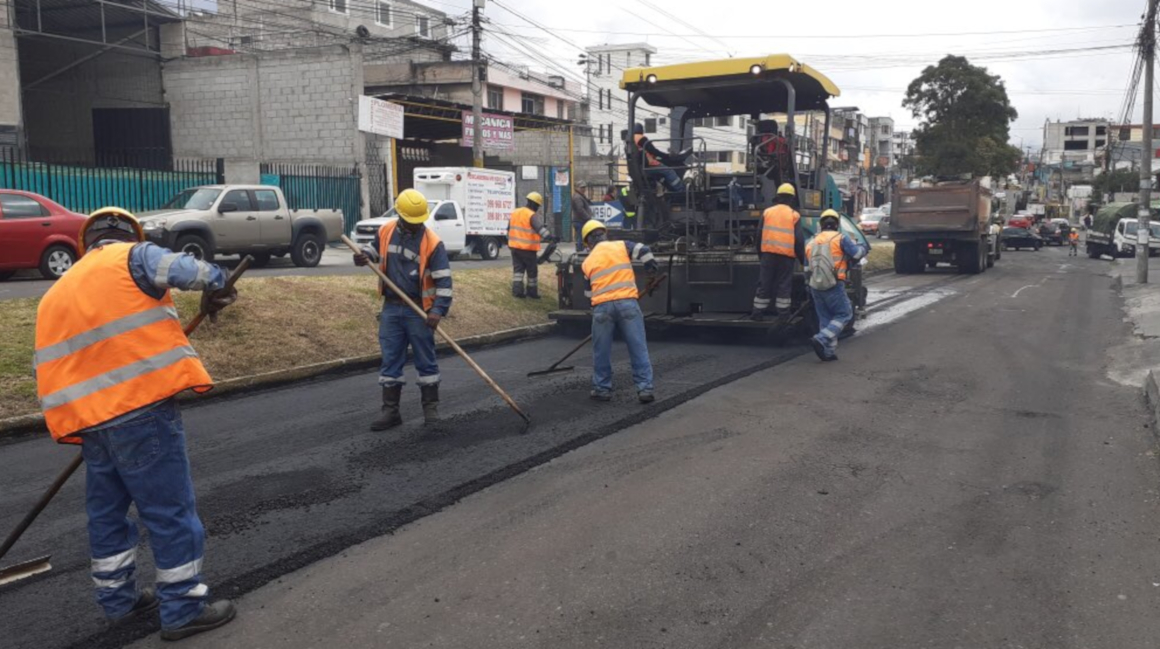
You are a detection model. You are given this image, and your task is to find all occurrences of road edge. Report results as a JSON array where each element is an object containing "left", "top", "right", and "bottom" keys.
[{"left": 0, "top": 322, "right": 556, "bottom": 439}]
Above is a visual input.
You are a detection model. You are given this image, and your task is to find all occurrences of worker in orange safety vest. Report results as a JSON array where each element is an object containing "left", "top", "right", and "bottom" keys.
[
  {"left": 580, "top": 219, "right": 658, "bottom": 404},
  {"left": 507, "top": 191, "right": 554, "bottom": 299},
  {"left": 752, "top": 183, "right": 806, "bottom": 321},
  {"left": 34, "top": 207, "right": 238, "bottom": 641}
]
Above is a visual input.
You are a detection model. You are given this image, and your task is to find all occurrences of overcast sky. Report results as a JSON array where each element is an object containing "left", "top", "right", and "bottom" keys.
[{"left": 440, "top": 0, "right": 1149, "bottom": 152}]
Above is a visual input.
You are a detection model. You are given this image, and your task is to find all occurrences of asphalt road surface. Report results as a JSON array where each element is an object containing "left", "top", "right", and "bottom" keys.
[
  {"left": 4, "top": 245, "right": 1159, "bottom": 649},
  {"left": 0, "top": 244, "right": 524, "bottom": 300}
]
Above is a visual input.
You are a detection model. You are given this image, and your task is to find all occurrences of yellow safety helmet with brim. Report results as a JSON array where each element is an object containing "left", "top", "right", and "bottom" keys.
[
  {"left": 581, "top": 219, "right": 607, "bottom": 245},
  {"left": 819, "top": 208, "right": 841, "bottom": 228},
  {"left": 395, "top": 189, "right": 430, "bottom": 224},
  {"left": 78, "top": 207, "right": 144, "bottom": 257},
  {"left": 526, "top": 192, "right": 544, "bottom": 206},
  {"left": 777, "top": 183, "right": 796, "bottom": 197}
]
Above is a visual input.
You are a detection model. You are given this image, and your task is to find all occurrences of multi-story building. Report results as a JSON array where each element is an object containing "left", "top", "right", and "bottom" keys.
[
  {"left": 585, "top": 43, "right": 664, "bottom": 156},
  {"left": 1042, "top": 119, "right": 1110, "bottom": 166},
  {"left": 870, "top": 117, "right": 894, "bottom": 169}
]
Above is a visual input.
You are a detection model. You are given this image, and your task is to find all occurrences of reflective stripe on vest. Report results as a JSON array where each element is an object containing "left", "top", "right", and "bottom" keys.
[
  {"left": 581, "top": 241, "right": 639, "bottom": 305},
  {"left": 508, "top": 207, "right": 541, "bottom": 251},
  {"left": 806, "top": 231, "right": 849, "bottom": 282},
  {"left": 633, "top": 133, "right": 660, "bottom": 167},
  {"left": 378, "top": 220, "right": 445, "bottom": 311},
  {"left": 760, "top": 204, "right": 800, "bottom": 257},
  {"left": 34, "top": 243, "right": 213, "bottom": 442}
]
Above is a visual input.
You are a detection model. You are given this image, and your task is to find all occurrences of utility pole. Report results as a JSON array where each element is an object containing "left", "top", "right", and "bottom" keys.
[
  {"left": 471, "top": 0, "right": 485, "bottom": 168},
  {"left": 1139, "top": 0, "right": 1158, "bottom": 283}
]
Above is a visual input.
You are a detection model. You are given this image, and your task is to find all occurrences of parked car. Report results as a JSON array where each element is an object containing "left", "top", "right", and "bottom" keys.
[
  {"left": 1007, "top": 214, "right": 1035, "bottom": 229},
  {"left": 138, "top": 185, "right": 344, "bottom": 267},
  {"left": 1037, "top": 221, "right": 1064, "bottom": 246},
  {"left": 0, "top": 189, "right": 86, "bottom": 280},
  {"left": 877, "top": 215, "right": 891, "bottom": 239},
  {"left": 1001, "top": 227, "right": 1043, "bottom": 251},
  {"left": 859, "top": 210, "right": 884, "bottom": 236}
]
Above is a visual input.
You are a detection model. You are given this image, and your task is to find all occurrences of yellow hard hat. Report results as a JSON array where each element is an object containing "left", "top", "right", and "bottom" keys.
[
  {"left": 78, "top": 207, "right": 143, "bottom": 257},
  {"left": 821, "top": 209, "right": 840, "bottom": 219},
  {"left": 395, "top": 189, "right": 429, "bottom": 224},
  {"left": 581, "top": 219, "right": 607, "bottom": 245},
  {"left": 777, "top": 183, "right": 796, "bottom": 196},
  {"left": 527, "top": 192, "right": 544, "bottom": 206}
]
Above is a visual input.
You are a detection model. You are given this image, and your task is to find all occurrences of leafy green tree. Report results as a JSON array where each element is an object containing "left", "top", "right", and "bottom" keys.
[
  {"left": 1092, "top": 168, "right": 1139, "bottom": 197},
  {"left": 903, "top": 55, "right": 1022, "bottom": 178}
]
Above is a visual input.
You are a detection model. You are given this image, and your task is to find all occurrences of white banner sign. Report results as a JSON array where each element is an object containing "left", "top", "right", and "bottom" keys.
[{"left": 358, "top": 96, "right": 404, "bottom": 139}]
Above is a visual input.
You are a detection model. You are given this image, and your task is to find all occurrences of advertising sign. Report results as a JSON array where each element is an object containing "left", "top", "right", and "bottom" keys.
[
  {"left": 461, "top": 112, "right": 514, "bottom": 151},
  {"left": 358, "top": 96, "right": 404, "bottom": 139},
  {"left": 463, "top": 169, "right": 516, "bottom": 232}
]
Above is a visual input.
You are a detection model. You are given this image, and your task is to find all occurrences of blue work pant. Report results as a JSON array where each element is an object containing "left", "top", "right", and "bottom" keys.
[
  {"left": 82, "top": 400, "right": 207, "bottom": 630},
  {"left": 592, "top": 298, "right": 654, "bottom": 394},
  {"left": 646, "top": 166, "right": 686, "bottom": 193},
  {"left": 379, "top": 301, "right": 440, "bottom": 386},
  {"left": 810, "top": 282, "right": 853, "bottom": 359}
]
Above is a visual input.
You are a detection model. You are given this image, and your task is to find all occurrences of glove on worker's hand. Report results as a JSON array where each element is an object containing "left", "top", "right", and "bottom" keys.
[
  {"left": 201, "top": 285, "right": 238, "bottom": 324},
  {"left": 644, "top": 259, "right": 659, "bottom": 275},
  {"left": 353, "top": 246, "right": 380, "bottom": 267}
]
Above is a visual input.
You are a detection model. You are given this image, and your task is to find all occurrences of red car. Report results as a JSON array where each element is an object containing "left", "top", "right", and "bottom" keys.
[{"left": 0, "top": 190, "right": 86, "bottom": 280}]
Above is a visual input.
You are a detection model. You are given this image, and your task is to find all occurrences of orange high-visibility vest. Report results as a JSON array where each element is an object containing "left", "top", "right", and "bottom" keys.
[
  {"left": 35, "top": 243, "right": 213, "bottom": 442},
  {"left": 582, "top": 241, "right": 639, "bottom": 306},
  {"left": 760, "top": 204, "right": 800, "bottom": 257},
  {"left": 378, "top": 220, "right": 444, "bottom": 311},
  {"left": 633, "top": 133, "right": 660, "bottom": 167},
  {"left": 508, "top": 207, "right": 541, "bottom": 252},
  {"left": 1069, "top": 230, "right": 1079, "bottom": 242},
  {"left": 806, "top": 230, "right": 850, "bottom": 282}
]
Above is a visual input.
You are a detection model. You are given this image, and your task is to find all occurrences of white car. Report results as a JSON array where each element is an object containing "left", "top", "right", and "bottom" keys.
[{"left": 351, "top": 200, "right": 468, "bottom": 255}]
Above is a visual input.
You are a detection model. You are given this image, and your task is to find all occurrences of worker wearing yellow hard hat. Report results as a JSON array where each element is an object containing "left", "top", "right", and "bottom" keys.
[
  {"left": 37, "top": 204, "right": 240, "bottom": 639},
  {"left": 805, "top": 207, "right": 867, "bottom": 363},
  {"left": 580, "top": 219, "right": 659, "bottom": 404},
  {"left": 751, "top": 182, "right": 804, "bottom": 322},
  {"left": 353, "top": 188, "right": 454, "bottom": 430},
  {"left": 507, "top": 191, "right": 554, "bottom": 299}
]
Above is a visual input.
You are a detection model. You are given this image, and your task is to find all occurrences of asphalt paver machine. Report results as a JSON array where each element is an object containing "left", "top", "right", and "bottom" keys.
[{"left": 551, "top": 54, "right": 870, "bottom": 338}]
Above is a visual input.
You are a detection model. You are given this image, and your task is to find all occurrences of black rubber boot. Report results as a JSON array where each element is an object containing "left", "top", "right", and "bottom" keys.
[
  {"left": 371, "top": 385, "right": 403, "bottom": 431},
  {"left": 512, "top": 283, "right": 525, "bottom": 299},
  {"left": 160, "top": 600, "right": 236, "bottom": 641},
  {"left": 111, "top": 588, "right": 159, "bottom": 627},
  {"left": 750, "top": 309, "right": 765, "bottom": 322},
  {"left": 420, "top": 384, "right": 440, "bottom": 424},
  {"left": 527, "top": 287, "right": 541, "bottom": 299}
]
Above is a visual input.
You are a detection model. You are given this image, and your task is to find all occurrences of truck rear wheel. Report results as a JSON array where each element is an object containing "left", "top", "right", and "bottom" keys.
[
  {"left": 958, "top": 242, "right": 983, "bottom": 274},
  {"left": 894, "top": 243, "right": 921, "bottom": 274},
  {"left": 291, "top": 232, "right": 324, "bottom": 268},
  {"left": 478, "top": 236, "right": 500, "bottom": 260}
]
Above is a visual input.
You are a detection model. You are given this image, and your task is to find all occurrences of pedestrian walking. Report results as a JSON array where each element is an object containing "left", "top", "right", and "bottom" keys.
[
  {"left": 1069, "top": 228, "right": 1080, "bottom": 256},
  {"left": 507, "top": 192, "right": 554, "bottom": 299},
  {"left": 353, "top": 189, "right": 453, "bottom": 430},
  {"left": 34, "top": 207, "right": 238, "bottom": 640},
  {"left": 805, "top": 209, "right": 868, "bottom": 362},
  {"left": 751, "top": 183, "right": 806, "bottom": 321},
  {"left": 579, "top": 220, "right": 658, "bottom": 403}
]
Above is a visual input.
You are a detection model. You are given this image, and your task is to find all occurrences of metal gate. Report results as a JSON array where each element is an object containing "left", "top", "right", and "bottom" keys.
[{"left": 365, "top": 134, "right": 390, "bottom": 218}]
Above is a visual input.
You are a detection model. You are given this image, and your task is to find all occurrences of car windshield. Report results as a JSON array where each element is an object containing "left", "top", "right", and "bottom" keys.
[
  {"left": 164, "top": 188, "right": 221, "bottom": 210},
  {"left": 1123, "top": 222, "right": 1160, "bottom": 237}
]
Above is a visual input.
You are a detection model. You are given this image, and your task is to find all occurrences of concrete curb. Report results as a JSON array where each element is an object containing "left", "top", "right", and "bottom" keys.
[
  {"left": 1146, "top": 371, "right": 1160, "bottom": 432},
  {"left": 0, "top": 322, "right": 556, "bottom": 439}
]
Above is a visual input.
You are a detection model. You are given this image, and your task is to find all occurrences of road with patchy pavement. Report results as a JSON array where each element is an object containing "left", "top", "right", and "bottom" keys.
[{"left": 4, "top": 246, "right": 1159, "bottom": 649}]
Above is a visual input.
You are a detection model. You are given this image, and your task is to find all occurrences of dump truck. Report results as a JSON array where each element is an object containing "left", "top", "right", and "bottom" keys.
[{"left": 891, "top": 179, "right": 996, "bottom": 274}]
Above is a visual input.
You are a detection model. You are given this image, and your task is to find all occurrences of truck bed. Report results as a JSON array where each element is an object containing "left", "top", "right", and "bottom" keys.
[{"left": 893, "top": 181, "right": 990, "bottom": 238}]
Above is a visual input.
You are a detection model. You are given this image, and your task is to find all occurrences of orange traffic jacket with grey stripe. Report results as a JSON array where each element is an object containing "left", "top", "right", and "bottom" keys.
[{"left": 582, "top": 240, "right": 656, "bottom": 304}]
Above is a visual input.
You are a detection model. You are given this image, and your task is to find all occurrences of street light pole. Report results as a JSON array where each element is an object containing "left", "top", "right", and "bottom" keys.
[
  {"left": 471, "top": 0, "right": 485, "bottom": 168},
  {"left": 1138, "top": 0, "right": 1158, "bottom": 283}
]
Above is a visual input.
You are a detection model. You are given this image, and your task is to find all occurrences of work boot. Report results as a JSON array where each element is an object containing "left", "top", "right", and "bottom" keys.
[
  {"left": 638, "top": 390, "right": 655, "bottom": 404},
  {"left": 750, "top": 309, "right": 765, "bottom": 322},
  {"left": 527, "top": 288, "right": 541, "bottom": 300},
  {"left": 810, "top": 337, "right": 828, "bottom": 362},
  {"left": 589, "top": 390, "right": 612, "bottom": 402},
  {"left": 160, "top": 600, "right": 236, "bottom": 642},
  {"left": 512, "top": 284, "right": 525, "bottom": 299},
  {"left": 371, "top": 385, "right": 403, "bottom": 431},
  {"left": 420, "top": 384, "right": 440, "bottom": 424},
  {"left": 111, "top": 588, "right": 159, "bottom": 627}
]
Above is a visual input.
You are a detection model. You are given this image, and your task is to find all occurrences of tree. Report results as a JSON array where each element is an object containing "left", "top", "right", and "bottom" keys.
[
  {"left": 1092, "top": 168, "right": 1140, "bottom": 198},
  {"left": 903, "top": 55, "right": 1023, "bottom": 178}
]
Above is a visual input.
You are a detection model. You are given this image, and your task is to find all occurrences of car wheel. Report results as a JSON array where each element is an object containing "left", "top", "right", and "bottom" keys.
[
  {"left": 39, "top": 245, "right": 76, "bottom": 279},
  {"left": 479, "top": 237, "right": 500, "bottom": 260},
  {"left": 176, "top": 234, "right": 214, "bottom": 263},
  {"left": 249, "top": 252, "right": 272, "bottom": 268},
  {"left": 1035, "top": 243, "right": 1041, "bottom": 251},
  {"left": 291, "top": 232, "right": 324, "bottom": 268}
]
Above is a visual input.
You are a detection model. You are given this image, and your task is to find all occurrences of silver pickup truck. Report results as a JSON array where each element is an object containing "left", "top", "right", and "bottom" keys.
[{"left": 138, "top": 185, "right": 343, "bottom": 267}]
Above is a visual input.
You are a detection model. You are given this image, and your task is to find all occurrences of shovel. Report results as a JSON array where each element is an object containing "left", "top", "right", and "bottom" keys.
[
  {"left": 0, "top": 255, "right": 253, "bottom": 588},
  {"left": 528, "top": 274, "right": 666, "bottom": 378}
]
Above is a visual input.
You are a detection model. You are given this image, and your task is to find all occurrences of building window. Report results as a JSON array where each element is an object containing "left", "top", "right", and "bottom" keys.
[
  {"left": 416, "top": 15, "right": 430, "bottom": 37},
  {"left": 644, "top": 118, "right": 657, "bottom": 134},
  {"left": 557, "top": 101, "right": 565, "bottom": 119},
  {"left": 375, "top": 1, "right": 391, "bottom": 26},
  {"left": 521, "top": 92, "right": 544, "bottom": 115},
  {"left": 881, "top": 125, "right": 891, "bottom": 135},
  {"left": 1065, "top": 126, "right": 1089, "bottom": 137},
  {"left": 1095, "top": 139, "right": 1106, "bottom": 148},
  {"left": 645, "top": 52, "right": 651, "bottom": 66},
  {"left": 716, "top": 116, "right": 731, "bottom": 127},
  {"left": 659, "top": 117, "right": 667, "bottom": 126},
  {"left": 1096, "top": 126, "right": 1108, "bottom": 136},
  {"left": 596, "top": 54, "right": 603, "bottom": 75},
  {"left": 597, "top": 89, "right": 603, "bottom": 110},
  {"left": 598, "top": 124, "right": 605, "bottom": 143},
  {"left": 1063, "top": 140, "right": 1088, "bottom": 151},
  {"left": 487, "top": 87, "right": 503, "bottom": 110},
  {"left": 329, "top": 0, "right": 347, "bottom": 14}
]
